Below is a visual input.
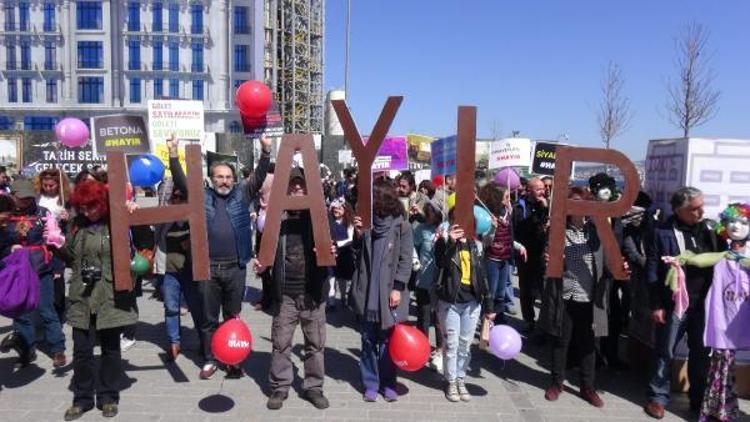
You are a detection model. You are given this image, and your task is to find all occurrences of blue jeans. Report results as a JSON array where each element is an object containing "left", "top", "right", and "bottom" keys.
[
  {"left": 359, "top": 320, "right": 397, "bottom": 392},
  {"left": 438, "top": 300, "right": 481, "bottom": 382},
  {"left": 162, "top": 270, "right": 203, "bottom": 346},
  {"left": 647, "top": 304, "right": 709, "bottom": 407},
  {"left": 485, "top": 259, "right": 514, "bottom": 313},
  {"left": 14, "top": 272, "right": 65, "bottom": 353}
]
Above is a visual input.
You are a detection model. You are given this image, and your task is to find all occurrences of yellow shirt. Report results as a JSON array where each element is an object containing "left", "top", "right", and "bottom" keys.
[{"left": 459, "top": 250, "right": 471, "bottom": 285}]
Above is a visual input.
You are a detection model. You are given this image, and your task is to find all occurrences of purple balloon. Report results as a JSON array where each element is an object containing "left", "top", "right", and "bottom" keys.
[
  {"left": 493, "top": 167, "right": 521, "bottom": 190},
  {"left": 257, "top": 212, "right": 266, "bottom": 233},
  {"left": 55, "top": 118, "right": 90, "bottom": 148},
  {"left": 489, "top": 324, "right": 522, "bottom": 360}
]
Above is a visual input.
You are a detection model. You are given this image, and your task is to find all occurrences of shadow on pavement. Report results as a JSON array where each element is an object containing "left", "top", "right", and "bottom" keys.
[{"left": 198, "top": 393, "right": 235, "bottom": 413}]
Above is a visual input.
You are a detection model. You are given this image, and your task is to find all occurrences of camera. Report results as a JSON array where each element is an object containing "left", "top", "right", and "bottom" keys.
[{"left": 81, "top": 265, "right": 102, "bottom": 286}]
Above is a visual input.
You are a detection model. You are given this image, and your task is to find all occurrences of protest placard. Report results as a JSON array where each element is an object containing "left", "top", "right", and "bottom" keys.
[{"left": 92, "top": 114, "right": 149, "bottom": 157}]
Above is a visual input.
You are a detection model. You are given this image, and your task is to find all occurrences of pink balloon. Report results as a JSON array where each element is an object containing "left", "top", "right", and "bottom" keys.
[
  {"left": 494, "top": 167, "right": 521, "bottom": 190},
  {"left": 55, "top": 118, "right": 90, "bottom": 148},
  {"left": 489, "top": 324, "right": 522, "bottom": 360}
]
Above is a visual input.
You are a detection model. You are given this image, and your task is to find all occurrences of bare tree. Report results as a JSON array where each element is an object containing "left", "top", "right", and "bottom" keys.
[
  {"left": 666, "top": 22, "right": 721, "bottom": 137},
  {"left": 597, "top": 61, "right": 633, "bottom": 149}
]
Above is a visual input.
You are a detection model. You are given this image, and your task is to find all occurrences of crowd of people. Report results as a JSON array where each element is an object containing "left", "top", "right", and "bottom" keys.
[{"left": 0, "top": 142, "right": 747, "bottom": 422}]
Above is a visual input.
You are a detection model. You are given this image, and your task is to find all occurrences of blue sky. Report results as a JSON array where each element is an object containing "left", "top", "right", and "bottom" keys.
[{"left": 324, "top": 1, "right": 750, "bottom": 160}]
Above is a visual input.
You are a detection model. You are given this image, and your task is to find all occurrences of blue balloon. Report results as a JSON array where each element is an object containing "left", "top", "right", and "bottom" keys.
[
  {"left": 129, "top": 154, "right": 165, "bottom": 187},
  {"left": 474, "top": 205, "right": 493, "bottom": 236}
]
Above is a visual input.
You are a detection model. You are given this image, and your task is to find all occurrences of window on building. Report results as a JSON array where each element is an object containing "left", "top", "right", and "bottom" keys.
[
  {"left": 152, "top": 2, "right": 163, "bottom": 31},
  {"left": 6, "top": 43, "right": 16, "bottom": 70},
  {"left": 234, "top": 80, "right": 246, "bottom": 89},
  {"left": 128, "top": 40, "right": 141, "bottom": 70},
  {"left": 3, "top": 3, "right": 15, "bottom": 31},
  {"left": 168, "top": 41, "right": 178, "bottom": 71},
  {"left": 78, "top": 76, "right": 103, "bottom": 103},
  {"left": 78, "top": 41, "right": 103, "bottom": 68},
  {"left": 190, "top": 4, "right": 203, "bottom": 34},
  {"left": 20, "top": 39, "right": 31, "bottom": 70},
  {"left": 19, "top": 2, "right": 30, "bottom": 31},
  {"left": 169, "top": 78, "right": 179, "bottom": 98},
  {"left": 7, "top": 78, "right": 17, "bottom": 103},
  {"left": 191, "top": 42, "right": 203, "bottom": 72},
  {"left": 44, "top": 41, "right": 56, "bottom": 70},
  {"left": 25, "top": 116, "right": 59, "bottom": 131},
  {"left": 234, "top": 45, "right": 249, "bottom": 72},
  {"left": 130, "top": 77, "right": 141, "bottom": 103},
  {"left": 192, "top": 79, "right": 203, "bottom": 101},
  {"left": 0, "top": 116, "right": 14, "bottom": 130},
  {"left": 43, "top": 2, "right": 56, "bottom": 32},
  {"left": 153, "top": 41, "right": 163, "bottom": 70},
  {"left": 229, "top": 121, "right": 242, "bottom": 134},
  {"left": 21, "top": 78, "right": 31, "bottom": 103},
  {"left": 46, "top": 78, "right": 58, "bottom": 103},
  {"left": 234, "top": 6, "right": 249, "bottom": 34},
  {"left": 128, "top": 1, "right": 140, "bottom": 31},
  {"left": 154, "top": 78, "right": 163, "bottom": 98},
  {"left": 77, "top": 1, "right": 103, "bottom": 30},
  {"left": 168, "top": 2, "right": 178, "bottom": 33}
]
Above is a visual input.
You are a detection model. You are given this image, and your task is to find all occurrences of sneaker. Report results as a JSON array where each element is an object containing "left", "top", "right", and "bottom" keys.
[
  {"left": 363, "top": 389, "right": 378, "bottom": 402},
  {"left": 382, "top": 386, "right": 398, "bottom": 402},
  {"left": 544, "top": 383, "right": 563, "bottom": 401},
  {"left": 456, "top": 378, "right": 471, "bottom": 402},
  {"left": 0, "top": 332, "right": 17, "bottom": 353},
  {"left": 580, "top": 386, "right": 604, "bottom": 408},
  {"left": 53, "top": 352, "right": 67, "bottom": 368},
  {"left": 101, "top": 403, "right": 118, "bottom": 418},
  {"left": 120, "top": 334, "right": 136, "bottom": 352},
  {"left": 267, "top": 391, "right": 288, "bottom": 410},
  {"left": 63, "top": 405, "right": 93, "bottom": 421},
  {"left": 445, "top": 381, "right": 460, "bottom": 402},
  {"left": 303, "top": 389, "right": 330, "bottom": 409},
  {"left": 199, "top": 363, "right": 218, "bottom": 380},
  {"left": 225, "top": 365, "right": 244, "bottom": 379}
]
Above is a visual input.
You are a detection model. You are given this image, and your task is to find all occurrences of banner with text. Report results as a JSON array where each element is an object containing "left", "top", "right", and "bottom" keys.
[
  {"left": 430, "top": 135, "right": 457, "bottom": 176},
  {"left": 489, "top": 138, "right": 532, "bottom": 170},
  {"left": 23, "top": 137, "right": 105, "bottom": 176},
  {"left": 372, "top": 136, "right": 408, "bottom": 172},
  {"left": 531, "top": 142, "right": 559, "bottom": 175},
  {"left": 148, "top": 100, "right": 205, "bottom": 146},
  {"left": 92, "top": 114, "right": 149, "bottom": 157}
]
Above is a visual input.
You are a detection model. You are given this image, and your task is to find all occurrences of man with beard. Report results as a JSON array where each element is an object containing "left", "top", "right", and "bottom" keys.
[{"left": 168, "top": 135, "right": 271, "bottom": 380}]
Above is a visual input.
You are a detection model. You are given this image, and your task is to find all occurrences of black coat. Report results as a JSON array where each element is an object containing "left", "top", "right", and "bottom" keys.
[{"left": 433, "top": 238, "right": 493, "bottom": 312}]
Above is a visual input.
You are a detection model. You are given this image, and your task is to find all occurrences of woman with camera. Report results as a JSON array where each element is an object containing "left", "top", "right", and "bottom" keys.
[{"left": 57, "top": 180, "right": 138, "bottom": 421}]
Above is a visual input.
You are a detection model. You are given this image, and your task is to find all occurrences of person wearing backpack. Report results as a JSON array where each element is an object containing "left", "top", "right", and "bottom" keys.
[{"left": 0, "top": 178, "right": 66, "bottom": 368}]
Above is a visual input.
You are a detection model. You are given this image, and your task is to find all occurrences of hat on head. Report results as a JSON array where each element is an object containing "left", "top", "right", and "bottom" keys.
[{"left": 11, "top": 178, "right": 35, "bottom": 199}]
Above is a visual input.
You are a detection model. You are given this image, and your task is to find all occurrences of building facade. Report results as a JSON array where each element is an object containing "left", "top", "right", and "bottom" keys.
[{"left": 0, "top": 0, "right": 266, "bottom": 134}]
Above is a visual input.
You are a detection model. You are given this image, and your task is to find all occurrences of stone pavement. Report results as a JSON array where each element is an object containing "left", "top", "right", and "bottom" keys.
[{"left": 0, "top": 274, "right": 748, "bottom": 422}]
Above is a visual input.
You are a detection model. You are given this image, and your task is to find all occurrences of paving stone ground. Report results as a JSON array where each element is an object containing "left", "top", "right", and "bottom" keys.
[{"left": 1, "top": 273, "right": 748, "bottom": 421}]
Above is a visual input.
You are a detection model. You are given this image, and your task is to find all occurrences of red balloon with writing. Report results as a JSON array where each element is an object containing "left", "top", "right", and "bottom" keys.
[
  {"left": 211, "top": 317, "right": 253, "bottom": 365},
  {"left": 388, "top": 323, "right": 430, "bottom": 372}
]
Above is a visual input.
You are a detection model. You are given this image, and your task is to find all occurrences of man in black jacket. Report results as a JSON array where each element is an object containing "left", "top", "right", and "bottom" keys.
[
  {"left": 513, "top": 177, "right": 549, "bottom": 333},
  {"left": 255, "top": 168, "right": 334, "bottom": 411}
]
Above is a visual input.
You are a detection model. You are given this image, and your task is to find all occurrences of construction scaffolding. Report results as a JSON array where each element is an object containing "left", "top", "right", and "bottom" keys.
[{"left": 265, "top": 0, "right": 324, "bottom": 134}]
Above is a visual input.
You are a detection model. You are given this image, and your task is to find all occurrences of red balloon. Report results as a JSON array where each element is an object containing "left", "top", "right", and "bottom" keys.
[
  {"left": 211, "top": 317, "right": 253, "bottom": 365},
  {"left": 236, "top": 81, "right": 272, "bottom": 117},
  {"left": 388, "top": 323, "right": 431, "bottom": 372}
]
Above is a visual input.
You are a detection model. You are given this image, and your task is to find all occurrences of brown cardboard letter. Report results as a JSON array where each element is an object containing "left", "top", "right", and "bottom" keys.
[
  {"left": 454, "top": 106, "right": 477, "bottom": 238},
  {"left": 257, "top": 134, "right": 335, "bottom": 267},
  {"left": 108, "top": 145, "right": 209, "bottom": 291},
  {"left": 546, "top": 146, "right": 639, "bottom": 280},
  {"left": 331, "top": 96, "right": 403, "bottom": 229}
]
